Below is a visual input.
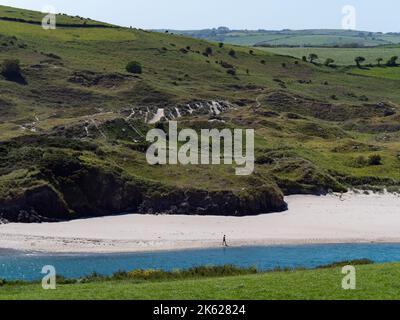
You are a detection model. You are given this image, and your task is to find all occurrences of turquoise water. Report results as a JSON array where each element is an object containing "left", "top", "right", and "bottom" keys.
[{"left": 1, "top": 243, "right": 400, "bottom": 281}]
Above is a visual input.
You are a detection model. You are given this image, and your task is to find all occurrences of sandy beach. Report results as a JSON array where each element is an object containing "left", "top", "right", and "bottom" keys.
[{"left": 0, "top": 192, "right": 399, "bottom": 253}]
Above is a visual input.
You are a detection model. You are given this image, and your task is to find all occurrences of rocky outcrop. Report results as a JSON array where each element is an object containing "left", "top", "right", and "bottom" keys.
[
  {"left": 0, "top": 165, "right": 287, "bottom": 223},
  {"left": 139, "top": 186, "right": 287, "bottom": 216},
  {"left": 0, "top": 184, "right": 70, "bottom": 223}
]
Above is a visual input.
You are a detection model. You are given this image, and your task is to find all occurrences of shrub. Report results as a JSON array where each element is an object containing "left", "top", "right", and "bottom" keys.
[
  {"left": 220, "top": 61, "right": 234, "bottom": 69},
  {"left": 228, "top": 49, "right": 236, "bottom": 58},
  {"left": 368, "top": 154, "right": 382, "bottom": 166},
  {"left": 125, "top": 61, "right": 142, "bottom": 74},
  {"left": 1, "top": 59, "right": 26, "bottom": 84},
  {"left": 218, "top": 42, "right": 224, "bottom": 48},
  {"left": 205, "top": 47, "right": 213, "bottom": 55},
  {"left": 324, "top": 58, "right": 335, "bottom": 66},
  {"left": 318, "top": 259, "right": 374, "bottom": 269},
  {"left": 1, "top": 59, "right": 19, "bottom": 77},
  {"left": 227, "top": 68, "right": 236, "bottom": 76}
]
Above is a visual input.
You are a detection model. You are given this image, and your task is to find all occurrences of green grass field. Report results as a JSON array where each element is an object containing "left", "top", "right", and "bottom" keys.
[
  {"left": 170, "top": 29, "right": 400, "bottom": 47},
  {"left": 260, "top": 46, "right": 400, "bottom": 66},
  {"left": 2, "top": 263, "right": 400, "bottom": 300}
]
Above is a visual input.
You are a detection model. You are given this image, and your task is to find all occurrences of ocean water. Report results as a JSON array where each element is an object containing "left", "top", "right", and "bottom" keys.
[{"left": 1, "top": 243, "right": 400, "bottom": 281}]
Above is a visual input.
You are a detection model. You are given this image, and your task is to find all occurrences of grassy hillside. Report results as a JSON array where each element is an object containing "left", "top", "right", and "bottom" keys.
[
  {"left": 0, "top": 6, "right": 400, "bottom": 222},
  {"left": 0, "top": 5, "right": 110, "bottom": 27},
  {"left": 2, "top": 262, "right": 400, "bottom": 300},
  {"left": 167, "top": 28, "right": 400, "bottom": 47}
]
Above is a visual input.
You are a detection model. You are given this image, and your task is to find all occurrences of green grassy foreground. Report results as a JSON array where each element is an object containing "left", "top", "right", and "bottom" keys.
[{"left": 2, "top": 263, "right": 400, "bottom": 300}]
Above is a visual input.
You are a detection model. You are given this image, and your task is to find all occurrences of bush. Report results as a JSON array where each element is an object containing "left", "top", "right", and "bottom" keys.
[
  {"left": 125, "top": 61, "right": 142, "bottom": 74},
  {"left": 220, "top": 61, "right": 234, "bottom": 69},
  {"left": 324, "top": 58, "right": 335, "bottom": 66},
  {"left": 1, "top": 59, "right": 26, "bottom": 83},
  {"left": 368, "top": 154, "right": 382, "bottom": 166},
  {"left": 205, "top": 47, "right": 213, "bottom": 55},
  {"left": 227, "top": 68, "right": 236, "bottom": 76},
  {"left": 228, "top": 49, "right": 236, "bottom": 58},
  {"left": 318, "top": 259, "right": 374, "bottom": 269}
]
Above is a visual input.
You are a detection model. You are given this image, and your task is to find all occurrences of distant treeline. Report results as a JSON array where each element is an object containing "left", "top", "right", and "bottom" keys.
[{"left": 255, "top": 44, "right": 384, "bottom": 49}]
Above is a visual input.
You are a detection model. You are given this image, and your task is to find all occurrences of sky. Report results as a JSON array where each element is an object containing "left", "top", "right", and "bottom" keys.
[{"left": 0, "top": 0, "right": 398, "bottom": 32}]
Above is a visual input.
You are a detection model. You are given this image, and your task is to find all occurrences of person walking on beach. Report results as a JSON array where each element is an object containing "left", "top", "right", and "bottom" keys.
[{"left": 222, "top": 235, "right": 228, "bottom": 247}]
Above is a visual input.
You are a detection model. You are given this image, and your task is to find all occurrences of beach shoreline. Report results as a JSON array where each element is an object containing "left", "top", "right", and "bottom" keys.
[{"left": 0, "top": 192, "right": 399, "bottom": 254}]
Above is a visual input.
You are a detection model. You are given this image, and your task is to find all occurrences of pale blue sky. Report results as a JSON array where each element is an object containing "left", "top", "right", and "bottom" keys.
[{"left": 0, "top": 0, "right": 398, "bottom": 32}]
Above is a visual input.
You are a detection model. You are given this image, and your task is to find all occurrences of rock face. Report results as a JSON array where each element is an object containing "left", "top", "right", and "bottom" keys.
[
  {"left": 0, "top": 184, "right": 70, "bottom": 223},
  {"left": 139, "top": 186, "right": 287, "bottom": 216},
  {"left": 0, "top": 160, "right": 287, "bottom": 223}
]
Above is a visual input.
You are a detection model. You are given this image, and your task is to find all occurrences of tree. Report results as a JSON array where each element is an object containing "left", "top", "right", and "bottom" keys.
[
  {"left": 324, "top": 58, "right": 335, "bottom": 67},
  {"left": 126, "top": 61, "right": 142, "bottom": 74},
  {"left": 387, "top": 56, "right": 398, "bottom": 67},
  {"left": 308, "top": 53, "right": 318, "bottom": 63},
  {"left": 376, "top": 57, "right": 383, "bottom": 66},
  {"left": 355, "top": 56, "right": 366, "bottom": 68}
]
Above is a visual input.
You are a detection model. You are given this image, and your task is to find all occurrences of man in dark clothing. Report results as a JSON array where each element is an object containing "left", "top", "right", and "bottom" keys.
[{"left": 223, "top": 235, "right": 228, "bottom": 247}]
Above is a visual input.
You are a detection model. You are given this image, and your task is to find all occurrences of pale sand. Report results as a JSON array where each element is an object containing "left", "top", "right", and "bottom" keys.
[{"left": 0, "top": 192, "right": 399, "bottom": 253}]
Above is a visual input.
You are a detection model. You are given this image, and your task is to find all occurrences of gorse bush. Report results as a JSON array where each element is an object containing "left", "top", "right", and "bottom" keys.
[{"left": 126, "top": 61, "right": 142, "bottom": 74}]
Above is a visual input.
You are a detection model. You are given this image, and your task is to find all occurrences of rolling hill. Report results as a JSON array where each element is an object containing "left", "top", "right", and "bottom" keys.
[
  {"left": 163, "top": 28, "right": 400, "bottom": 47},
  {"left": 0, "top": 5, "right": 399, "bottom": 223}
]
